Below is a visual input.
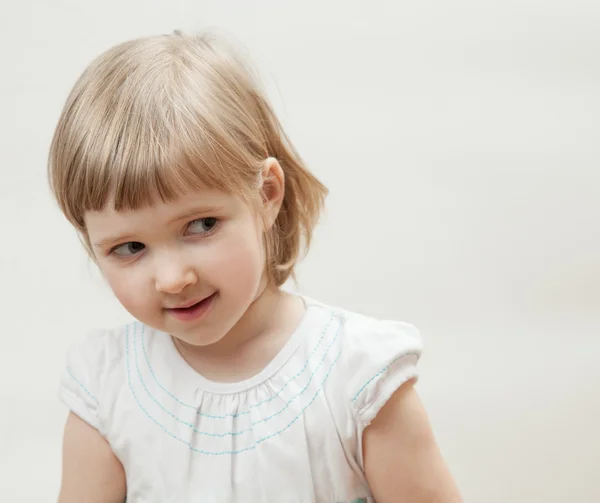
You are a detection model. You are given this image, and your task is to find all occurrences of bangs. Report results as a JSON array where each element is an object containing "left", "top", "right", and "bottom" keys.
[
  {"left": 50, "top": 34, "right": 268, "bottom": 228},
  {"left": 72, "top": 92, "right": 251, "bottom": 214}
]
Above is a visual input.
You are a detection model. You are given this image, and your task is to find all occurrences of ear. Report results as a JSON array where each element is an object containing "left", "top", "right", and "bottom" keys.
[{"left": 259, "top": 157, "right": 285, "bottom": 230}]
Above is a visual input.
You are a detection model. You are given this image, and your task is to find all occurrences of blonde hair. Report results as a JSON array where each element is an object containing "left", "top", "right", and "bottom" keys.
[{"left": 48, "top": 31, "right": 327, "bottom": 286}]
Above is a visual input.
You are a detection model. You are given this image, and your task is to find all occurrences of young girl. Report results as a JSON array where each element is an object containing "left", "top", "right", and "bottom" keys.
[{"left": 49, "top": 31, "right": 461, "bottom": 502}]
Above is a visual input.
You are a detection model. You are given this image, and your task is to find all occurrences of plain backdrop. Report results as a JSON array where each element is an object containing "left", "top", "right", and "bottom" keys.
[{"left": 1, "top": 0, "right": 599, "bottom": 501}]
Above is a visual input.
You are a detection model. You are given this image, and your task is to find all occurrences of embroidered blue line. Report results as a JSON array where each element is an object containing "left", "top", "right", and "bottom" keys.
[
  {"left": 131, "top": 317, "right": 343, "bottom": 436},
  {"left": 256, "top": 350, "right": 341, "bottom": 445},
  {"left": 139, "top": 309, "right": 337, "bottom": 418},
  {"left": 132, "top": 324, "right": 252, "bottom": 438},
  {"left": 126, "top": 324, "right": 342, "bottom": 456},
  {"left": 351, "top": 352, "right": 420, "bottom": 402},
  {"left": 125, "top": 325, "right": 255, "bottom": 456},
  {"left": 66, "top": 367, "right": 99, "bottom": 403},
  {"left": 250, "top": 324, "right": 342, "bottom": 426}
]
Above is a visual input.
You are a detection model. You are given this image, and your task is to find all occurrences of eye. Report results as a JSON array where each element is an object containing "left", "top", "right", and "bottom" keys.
[
  {"left": 187, "top": 217, "right": 218, "bottom": 235},
  {"left": 111, "top": 242, "right": 145, "bottom": 257}
]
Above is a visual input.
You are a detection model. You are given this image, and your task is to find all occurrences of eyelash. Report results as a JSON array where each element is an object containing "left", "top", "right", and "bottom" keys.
[{"left": 108, "top": 217, "right": 220, "bottom": 259}]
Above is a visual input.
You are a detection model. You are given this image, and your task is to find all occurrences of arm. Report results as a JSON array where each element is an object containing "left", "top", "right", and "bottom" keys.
[
  {"left": 58, "top": 412, "right": 126, "bottom": 503},
  {"left": 363, "top": 382, "right": 462, "bottom": 503}
]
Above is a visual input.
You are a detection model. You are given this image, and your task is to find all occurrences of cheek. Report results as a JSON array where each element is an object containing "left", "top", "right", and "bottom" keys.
[
  {"left": 102, "top": 267, "right": 152, "bottom": 315},
  {"left": 211, "top": 227, "right": 264, "bottom": 289}
]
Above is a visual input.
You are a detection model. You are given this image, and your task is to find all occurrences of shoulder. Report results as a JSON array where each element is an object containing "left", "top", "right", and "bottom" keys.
[
  {"left": 343, "top": 312, "right": 422, "bottom": 403},
  {"left": 59, "top": 323, "right": 130, "bottom": 433},
  {"left": 65, "top": 324, "right": 127, "bottom": 383},
  {"left": 304, "top": 296, "right": 422, "bottom": 368},
  {"left": 304, "top": 297, "right": 423, "bottom": 428}
]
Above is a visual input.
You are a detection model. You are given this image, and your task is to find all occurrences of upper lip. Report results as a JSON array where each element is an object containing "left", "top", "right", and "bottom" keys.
[{"left": 166, "top": 294, "right": 213, "bottom": 310}]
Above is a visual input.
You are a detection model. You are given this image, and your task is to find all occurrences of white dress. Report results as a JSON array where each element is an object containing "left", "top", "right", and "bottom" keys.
[{"left": 59, "top": 297, "right": 422, "bottom": 502}]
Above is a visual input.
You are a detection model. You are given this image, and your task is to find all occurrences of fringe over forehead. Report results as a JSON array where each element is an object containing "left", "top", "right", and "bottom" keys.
[{"left": 49, "top": 33, "right": 275, "bottom": 228}]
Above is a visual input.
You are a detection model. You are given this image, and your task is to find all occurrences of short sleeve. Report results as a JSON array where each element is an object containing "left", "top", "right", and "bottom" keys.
[
  {"left": 58, "top": 330, "right": 113, "bottom": 433},
  {"left": 344, "top": 316, "right": 423, "bottom": 431}
]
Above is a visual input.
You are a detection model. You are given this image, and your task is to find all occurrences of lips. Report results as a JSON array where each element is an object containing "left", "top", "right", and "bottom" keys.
[
  {"left": 171, "top": 300, "right": 202, "bottom": 311},
  {"left": 165, "top": 293, "right": 216, "bottom": 322},
  {"left": 170, "top": 299, "right": 205, "bottom": 310},
  {"left": 168, "top": 294, "right": 214, "bottom": 310}
]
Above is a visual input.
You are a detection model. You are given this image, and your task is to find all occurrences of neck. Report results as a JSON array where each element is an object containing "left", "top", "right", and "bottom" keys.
[
  {"left": 172, "top": 276, "right": 306, "bottom": 382},
  {"left": 178, "top": 276, "right": 284, "bottom": 359},
  {"left": 223, "top": 278, "right": 283, "bottom": 354}
]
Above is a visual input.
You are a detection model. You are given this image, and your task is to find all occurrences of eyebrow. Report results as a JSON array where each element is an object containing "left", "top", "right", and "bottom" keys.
[{"left": 92, "top": 206, "right": 224, "bottom": 249}]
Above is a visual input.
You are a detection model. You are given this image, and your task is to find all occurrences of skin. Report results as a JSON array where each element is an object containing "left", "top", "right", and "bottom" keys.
[
  {"left": 364, "top": 382, "right": 463, "bottom": 502},
  {"left": 58, "top": 158, "right": 461, "bottom": 502}
]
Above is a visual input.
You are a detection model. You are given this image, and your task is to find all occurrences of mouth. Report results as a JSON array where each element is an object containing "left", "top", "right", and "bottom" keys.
[{"left": 165, "top": 293, "right": 216, "bottom": 322}]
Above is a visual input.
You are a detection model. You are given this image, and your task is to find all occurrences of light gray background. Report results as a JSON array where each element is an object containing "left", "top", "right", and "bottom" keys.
[{"left": 1, "top": 1, "right": 599, "bottom": 501}]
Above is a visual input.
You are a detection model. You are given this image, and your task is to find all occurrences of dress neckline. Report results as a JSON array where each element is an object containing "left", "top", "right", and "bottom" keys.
[{"left": 158, "top": 296, "right": 320, "bottom": 395}]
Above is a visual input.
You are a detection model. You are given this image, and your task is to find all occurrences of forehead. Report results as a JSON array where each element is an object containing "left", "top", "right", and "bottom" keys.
[{"left": 84, "top": 187, "right": 242, "bottom": 236}]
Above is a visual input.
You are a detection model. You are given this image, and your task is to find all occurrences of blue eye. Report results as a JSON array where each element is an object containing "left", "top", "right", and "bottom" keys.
[
  {"left": 188, "top": 217, "right": 218, "bottom": 235},
  {"left": 111, "top": 242, "right": 145, "bottom": 257}
]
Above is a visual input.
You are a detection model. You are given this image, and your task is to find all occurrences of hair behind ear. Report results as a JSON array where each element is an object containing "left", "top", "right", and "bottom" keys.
[{"left": 260, "top": 112, "right": 328, "bottom": 285}]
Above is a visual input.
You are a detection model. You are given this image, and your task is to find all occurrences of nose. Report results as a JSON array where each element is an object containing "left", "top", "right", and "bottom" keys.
[{"left": 153, "top": 253, "right": 198, "bottom": 294}]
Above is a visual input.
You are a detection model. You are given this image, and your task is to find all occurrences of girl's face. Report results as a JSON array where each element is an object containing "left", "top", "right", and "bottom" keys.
[{"left": 84, "top": 185, "right": 271, "bottom": 348}]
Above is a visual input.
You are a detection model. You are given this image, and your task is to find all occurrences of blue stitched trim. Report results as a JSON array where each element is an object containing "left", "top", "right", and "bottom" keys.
[
  {"left": 244, "top": 318, "right": 341, "bottom": 427},
  {"left": 139, "top": 308, "right": 337, "bottom": 418},
  {"left": 351, "top": 352, "right": 420, "bottom": 403},
  {"left": 66, "top": 367, "right": 99, "bottom": 403},
  {"left": 131, "top": 317, "right": 343, "bottom": 436},
  {"left": 125, "top": 324, "right": 342, "bottom": 455},
  {"left": 255, "top": 350, "right": 341, "bottom": 446}
]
